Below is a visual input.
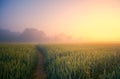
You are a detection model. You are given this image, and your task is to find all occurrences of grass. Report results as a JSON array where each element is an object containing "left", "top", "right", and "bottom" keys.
[
  {"left": 1, "top": 44, "right": 120, "bottom": 79},
  {"left": 0, "top": 44, "right": 37, "bottom": 79},
  {"left": 38, "top": 44, "right": 120, "bottom": 79}
]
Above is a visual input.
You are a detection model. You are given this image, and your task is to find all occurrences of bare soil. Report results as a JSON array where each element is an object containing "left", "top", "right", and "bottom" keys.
[{"left": 33, "top": 50, "right": 46, "bottom": 79}]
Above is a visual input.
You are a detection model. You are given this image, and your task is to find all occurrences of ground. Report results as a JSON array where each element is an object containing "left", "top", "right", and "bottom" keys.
[{"left": 33, "top": 50, "right": 46, "bottom": 79}]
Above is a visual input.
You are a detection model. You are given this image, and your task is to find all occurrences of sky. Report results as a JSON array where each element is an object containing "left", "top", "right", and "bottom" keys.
[{"left": 0, "top": 0, "right": 120, "bottom": 43}]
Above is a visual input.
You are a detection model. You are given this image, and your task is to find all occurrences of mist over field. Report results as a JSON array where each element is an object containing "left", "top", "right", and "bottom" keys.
[
  {"left": 0, "top": 28, "right": 76, "bottom": 43},
  {"left": 0, "top": 0, "right": 120, "bottom": 44}
]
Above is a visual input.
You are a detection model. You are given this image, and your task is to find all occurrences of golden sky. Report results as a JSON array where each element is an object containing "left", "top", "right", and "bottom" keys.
[
  {"left": 42, "top": 0, "right": 120, "bottom": 43},
  {"left": 1, "top": 0, "right": 120, "bottom": 43}
]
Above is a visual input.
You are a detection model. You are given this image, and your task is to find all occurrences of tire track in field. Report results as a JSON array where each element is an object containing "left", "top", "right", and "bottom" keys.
[{"left": 33, "top": 48, "right": 46, "bottom": 79}]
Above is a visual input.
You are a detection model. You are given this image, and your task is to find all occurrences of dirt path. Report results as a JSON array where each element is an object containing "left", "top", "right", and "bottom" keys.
[{"left": 33, "top": 50, "right": 46, "bottom": 79}]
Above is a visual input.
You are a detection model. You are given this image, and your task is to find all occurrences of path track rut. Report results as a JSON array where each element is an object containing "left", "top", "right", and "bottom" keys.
[{"left": 33, "top": 49, "right": 46, "bottom": 79}]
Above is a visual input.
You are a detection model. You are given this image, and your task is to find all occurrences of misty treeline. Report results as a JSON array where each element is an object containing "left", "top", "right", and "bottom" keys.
[{"left": 0, "top": 28, "right": 73, "bottom": 43}]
